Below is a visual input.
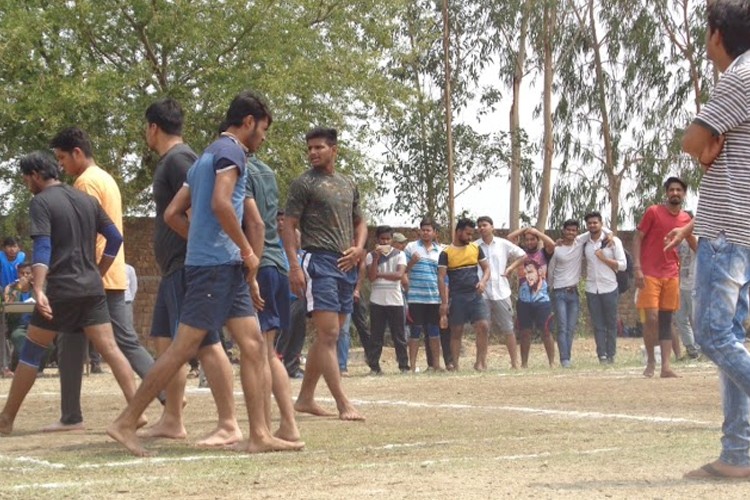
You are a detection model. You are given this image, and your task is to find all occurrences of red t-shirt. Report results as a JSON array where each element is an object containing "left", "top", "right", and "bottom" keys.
[{"left": 637, "top": 205, "right": 692, "bottom": 278}]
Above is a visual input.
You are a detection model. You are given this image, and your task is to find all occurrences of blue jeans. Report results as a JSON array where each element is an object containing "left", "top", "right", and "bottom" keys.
[
  {"left": 674, "top": 288, "right": 696, "bottom": 350},
  {"left": 694, "top": 234, "right": 750, "bottom": 467},
  {"left": 586, "top": 289, "right": 619, "bottom": 360},
  {"left": 337, "top": 314, "right": 352, "bottom": 372},
  {"left": 554, "top": 290, "right": 580, "bottom": 363}
]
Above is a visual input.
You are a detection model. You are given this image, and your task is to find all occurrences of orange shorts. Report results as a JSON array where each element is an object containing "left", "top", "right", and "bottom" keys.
[{"left": 636, "top": 276, "right": 680, "bottom": 311}]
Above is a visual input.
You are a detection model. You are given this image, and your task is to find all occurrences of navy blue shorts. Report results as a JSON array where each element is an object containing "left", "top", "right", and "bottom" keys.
[
  {"left": 257, "top": 266, "right": 291, "bottom": 333},
  {"left": 302, "top": 251, "right": 357, "bottom": 314},
  {"left": 180, "top": 264, "right": 255, "bottom": 344},
  {"left": 151, "top": 268, "right": 219, "bottom": 348},
  {"left": 30, "top": 295, "right": 110, "bottom": 333},
  {"left": 449, "top": 292, "right": 489, "bottom": 326},
  {"left": 517, "top": 300, "right": 553, "bottom": 332}
]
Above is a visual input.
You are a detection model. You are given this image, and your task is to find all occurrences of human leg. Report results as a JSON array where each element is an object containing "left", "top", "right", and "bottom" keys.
[
  {"left": 368, "top": 303, "right": 386, "bottom": 373},
  {"left": 586, "top": 292, "right": 606, "bottom": 362},
  {"left": 83, "top": 322, "right": 138, "bottom": 403},
  {"left": 538, "top": 302, "right": 555, "bottom": 367},
  {"left": 276, "top": 297, "right": 307, "bottom": 377},
  {"left": 554, "top": 292, "right": 570, "bottom": 365},
  {"left": 106, "top": 291, "right": 156, "bottom": 381},
  {"left": 351, "top": 298, "right": 373, "bottom": 364},
  {"left": 600, "top": 289, "right": 619, "bottom": 361},
  {"left": 139, "top": 337, "right": 187, "bottom": 439},
  {"left": 517, "top": 300, "right": 533, "bottom": 368},
  {"left": 449, "top": 324, "right": 464, "bottom": 370},
  {"left": 265, "top": 329, "right": 300, "bottom": 441},
  {"left": 336, "top": 314, "right": 351, "bottom": 373},
  {"left": 387, "top": 306, "right": 409, "bottom": 371},
  {"left": 50, "top": 332, "right": 86, "bottom": 429},
  {"left": 675, "top": 289, "right": 698, "bottom": 357},
  {"left": 658, "top": 310, "right": 678, "bottom": 377}
]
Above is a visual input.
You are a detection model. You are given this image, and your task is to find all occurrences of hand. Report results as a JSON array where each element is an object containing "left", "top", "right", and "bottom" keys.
[
  {"left": 243, "top": 253, "right": 260, "bottom": 281},
  {"left": 476, "top": 281, "right": 486, "bottom": 294},
  {"left": 289, "top": 266, "right": 306, "bottom": 298},
  {"left": 35, "top": 291, "right": 53, "bottom": 320},
  {"left": 634, "top": 269, "right": 645, "bottom": 289},
  {"left": 699, "top": 134, "right": 725, "bottom": 171},
  {"left": 250, "top": 279, "right": 265, "bottom": 311},
  {"left": 337, "top": 246, "right": 363, "bottom": 272},
  {"left": 439, "top": 303, "right": 449, "bottom": 317},
  {"left": 664, "top": 226, "right": 689, "bottom": 252},
  {"left": 410, "top": 253, "right": 421, "bottom": 265},
  {"left": 353, "top": 288, "right": 361, "bottom": 303}
]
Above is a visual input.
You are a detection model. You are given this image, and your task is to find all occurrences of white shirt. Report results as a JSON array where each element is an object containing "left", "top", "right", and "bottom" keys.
[
  {"left": 475, "top": 237, "right": 525, "bottom": 300},
  {"left": 583, "top": 234, "right": 627, "bottom": 294},
  {"left": 548, "top": 233, "right": 589, "bottom": 289},
  {"left": 125, "top": 264, "right": 138, "bottom": 303},
  {"left": 366, "top": 249, "right": 407, "bottom": 306}
]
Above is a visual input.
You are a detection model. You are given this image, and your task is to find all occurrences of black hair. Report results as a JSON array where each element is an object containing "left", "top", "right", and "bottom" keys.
[
  {"left": 16, "top": 262, "right": 31, "bottom": 271},
  {"left": 477, "top": 215, "right": 494, "bottom": 226},
  {"left": 220, "top": 90, "right": 273, "bottom": 132},
  {"left": 664, "top": 176, "right": 687, "bottom": 191},
  {"left": 2, "top": 236, "right": 18, "bottom": 247},
  {"left": 305, "top": 127, "right": 338, "bottom": 146},
  {"left": 563, "top": 219, "right": 580, "bottom": 229},
  {"left": 419, "top": 217, "right": 436, "bottom": 230},
  {"left": 277, "top": 209, "right": 285, "bottom": 217},
  {"left": 49, "top": 127, "right": 93, "bottom": 157},
  {"left": 19, "top": 151, "right": 61, "bottom": 181},
  {"left": 145, "top": 98, "right": 184, "bottom": 136},
  {"left": 707, "top": 0, "right": 750, "bottom": 59},
  {"left": 584, "top": 211, "right": 603, "bottom": 223},
  {"left": 455, "top": 218, "right": 476, "bottom": 231},
  {"left": 375, "top": 225, "right": 393, "bottom": 237}
]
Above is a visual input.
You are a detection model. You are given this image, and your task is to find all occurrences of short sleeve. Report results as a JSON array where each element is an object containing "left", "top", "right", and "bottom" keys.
[
  {"left": 285, "top": 178, "right": 308, "bottom": 219},
  {"left": 94, "top": 198, "right": 115, "bottom": 232},
  {"left": 396, "top": 251, "right": 407, "bottom": 266},
  {"left": 637, "top": 206, "right": 655, "bottom": 234},
  {"left": 365, "top": 252, "right": 373, "bottom": 266},
  {"left": 351, "top": 183, "right": 362, "bottom": 223},
  {"left": 29, "top": 198, "right": 51, "bottom": 237},
  {"left": 438, "top": 251, "right": 448, "bottom": 268},
  {"left": 694, "top": 70, "right": 749, "bottom": 136},
  {"left": 477, "top": 246, "right": 486, "bottom": 261}
]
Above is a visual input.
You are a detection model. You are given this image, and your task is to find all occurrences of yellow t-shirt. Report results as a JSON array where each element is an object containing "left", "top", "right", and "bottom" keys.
[{"left": 74, "top": 165, "right": 126, "bottom": 291}]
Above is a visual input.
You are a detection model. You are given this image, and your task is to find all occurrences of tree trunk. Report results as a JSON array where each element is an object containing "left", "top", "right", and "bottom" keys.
[
  {"left": 509, "top": 4, "right": 530, "bottom": 230},
  {"left": 537, "top": 0, "right": 555, "bottom": 230},
  {"left": 442, "top": 0, "right": 455, "bottom": 233}
]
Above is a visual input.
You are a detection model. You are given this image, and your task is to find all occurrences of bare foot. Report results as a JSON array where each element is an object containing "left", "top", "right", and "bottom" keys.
[
  {"left": 41, "top": 421, "right": 85, "bottom": 433},
  {"left": 0, "top": 413, "right": 13, "bottom": 436},
  {"left": 661, "top": 369, "right": 680, "bottom": 378},
  {"left": 473, "top": 362, "right": 486, "bottom": 372},
  {"left": 230, "top": 435, "right": 305, "bottom": 453},
  {"left": 643, "top": 363, "right": 655, "bottom": 378},
  {"left": 136, "top": 415, "right": 149, "bottom": 429},
  {"left": 274, "top": 424, "right": 301, "bottom": 443},
  {"left": 196, "top": 425, "right": 243, "bottom": 447},
  {"left": 140, "top": 419, "right": 187, "bottom": 440},
  {"left": 338, "top": 404, "right": 365, "bottom": 422},
  {"left": 106, "top": 421, "right": 151, "bottom": 457},
  {"left": 294, "top": 400, "right": 337, "bottom": 417}
]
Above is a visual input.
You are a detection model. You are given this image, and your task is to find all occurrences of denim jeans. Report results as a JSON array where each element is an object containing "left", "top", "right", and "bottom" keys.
[
  {"left": 336, "top": 314, "right": 352, "bottom": 372},
  {"left": 694, "top": 234, "right": 750, "bottom": 467},
  {"left": 586, "top": 289, "right": 619, "bottom": 360},
  {"left": 554, "top": 290, "right": 580, "bottom": 363},
  {"left": 674, "top": 288, "right": 697, "bottom": 350}
]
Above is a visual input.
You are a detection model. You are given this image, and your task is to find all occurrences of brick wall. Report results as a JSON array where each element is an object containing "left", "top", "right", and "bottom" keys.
[{"left": 125, "top": 218, "right": 640, "bottom": 343}]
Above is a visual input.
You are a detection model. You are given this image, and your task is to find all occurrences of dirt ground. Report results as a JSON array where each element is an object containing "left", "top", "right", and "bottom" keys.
[{"left": 0, "top": 336, "right": 747, "bottom": 499}]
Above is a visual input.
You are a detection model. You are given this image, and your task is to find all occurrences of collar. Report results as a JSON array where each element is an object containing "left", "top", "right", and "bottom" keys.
[
  {"left": 220, "top": 132, "right": 249, "bottom": 153},
  {"left": 726, "top": 49, "right": 750, "bottom": 73}
]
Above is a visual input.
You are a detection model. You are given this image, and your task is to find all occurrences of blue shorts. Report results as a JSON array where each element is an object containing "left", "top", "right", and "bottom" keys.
[
  {"left": 180, "top": 264, "right": 255, "bottom": 345},
  {"left": 150, "top": 268, "right": 219, "bottom": 348},
  {"left": 257, "top": 266, "right": 291, "bottom": 333},
  {"left": 302, "top": 251, "right": 357, "bottom": 314},
  {"left": 449, "top": 292, "right": 489, "bottom": 326}
]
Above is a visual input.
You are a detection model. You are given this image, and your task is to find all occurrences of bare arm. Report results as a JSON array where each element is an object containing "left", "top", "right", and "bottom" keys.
[
  {"left": 438, "top": 266, "right": 449, "bottom": 317},
  {"left": 506, "top": 227, "right": 525, "bottom": 244},
  {"left": 632, "top": 230, "right": 645, "bottom": 288},
  {"left": 164, "top": 185, "right": 191, "bottom": 240},
  {"left": 379, "top": 264, "right": 405, "bottom": 282},
  {"left": 477, "top": 259, "right": 490, "bottom": 294},
  {"left": 281, "top": 214, "right": 305, "bottom": 297},
  {"left": 682, "top": 123, "right": 725, "bottom": 170},
  {"left": 528, "top": 227, "right": 556, "bottom": 255},
  {"left": 367, "top": 252, "right": 379, "bottom": 282},
  {"left": 243, "top": 198, "right": 265, "bottom": 260}
]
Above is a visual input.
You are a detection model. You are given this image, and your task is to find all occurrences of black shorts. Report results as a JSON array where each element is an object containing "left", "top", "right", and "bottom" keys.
[
  {"left": 516, "top": 300, "right": 552, "bottom": 332},
  {"left": 30, "top": 295, "right": 110, "bottom": 332},
  {"left": 408, "top": 302, "right": 440, "bottom": 327}
]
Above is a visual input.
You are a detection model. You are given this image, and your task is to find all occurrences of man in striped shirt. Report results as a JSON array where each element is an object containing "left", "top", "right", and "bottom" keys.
[{"left": 670, "top": 0, "right": 750, "bottom": 480}]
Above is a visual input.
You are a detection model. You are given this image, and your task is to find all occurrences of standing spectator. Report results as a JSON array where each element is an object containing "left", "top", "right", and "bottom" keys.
[
  {"left": 124, "top": 263, "right": 137, "bottom": 320},
  {"left": 507, "top": 227, "right": 556, "bottom": 368},
  {"left": 671, "top": 1, "right": 750, "bottom": 479},
  {"left": 582, "top": 212, "right": 626, "bottom": 364},
  {"left": 438, "top": 218, "right": 491, "bottom": 371},
  {"left": 475, "top": 216, "right": 525, "bottom": 369},
  {"left": 404, "top": 217, "right": 445, "bottom": 371},
  {"left": 633, "top": 177, "right": 694, "bottom": 378},
  {"left": 366, "top": 225, "right": 409, "bottom": 374},
  {"left": 674, "top": 238, "right": 700, "bottom": 359},
  {"left": 336, "top": 314, "right": 352, "bottom": 376},
  {"left": 547, "top": 219, "right": 587, "bottom": 368},
  {"left": 0, "top": 237, "right": 26, "bottom": 378}
]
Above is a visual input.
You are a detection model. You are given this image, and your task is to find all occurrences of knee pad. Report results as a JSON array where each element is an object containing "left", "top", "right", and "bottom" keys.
[
  {"left": 19, "top": 338, "right": 50, "bottom": 369},
  {"left": 409, "top": 325, "right": 423, "bottom": 340},
  {"left": 658, "top": 311, "right": 673, "bottom": 341},
  {"left": 426, "top": 324, "right": 440, "bottom": 339}
]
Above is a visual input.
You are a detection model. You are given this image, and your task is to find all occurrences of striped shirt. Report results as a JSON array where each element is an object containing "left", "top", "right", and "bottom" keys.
[
  {"left": 693, "top": 49, "right": 750, "bottom": 248},
  {"left": 404, "top": 240, "right": 443, "bottom": 304}
]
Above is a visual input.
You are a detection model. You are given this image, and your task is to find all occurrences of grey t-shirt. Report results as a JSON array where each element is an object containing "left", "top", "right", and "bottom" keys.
[
  {"left": 246, "top": 155, "right": 287, "bottom": 273},
  {"left": 30, "top": 184, "right": 113, "bottom": 300},
  {"left": 285, "top": 168, "right": 361, "bottom": 254},
  {"left": 152, "top": 143, "right": 197, "bottom": 276}
]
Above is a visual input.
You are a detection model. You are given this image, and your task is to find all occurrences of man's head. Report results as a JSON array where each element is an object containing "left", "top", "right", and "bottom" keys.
[
  {"left": 145, "top": 98, "right": 184, "bottom": 150},
  {"left": 584, "top": 211, "right": 603, "bottom": 235},
  {"left": 16, "top": 262, "right": 32, "bottom": 283},
  {"left": 50, "top": 127, "right": 94, "bottom": 177},
  {"left": 477, "top": 215, "right": 494, "bottom": 239},
  {"left": 419, "top": 217, "right": 436, "bottom": 244},
  {"left": 664, "top": 176, "right": 687, "bottom": 207},
  {"left": 523, "top": 231, "right": 539, "bottom": 252},
  {"left": 375, "top": 225, "right": 393, "bottom": 246},
  {"left": 277, "top": 209, "right": 285, "bottom": 232},
  {"left": 2, "top": 237, "right": 20, "bottom": 260},
  {"left": 20, "top": 151, "right": 61, "bottom": 195},
  {"left": 707, "top": 0, "right": 750, "bottom": 69},
  {"left": 305, "top": 127, "right": 338, "bottom": 171},
  {"left": 562, "top": 219, "right": 580, "bottom": 242},
  {"left": 222, "top": 90, "right": 272, "bottom": 153},
  {"left": 392, "top": 232, "right": 408, "bottom": 250},
  {"left": 454, "top": 218, "right": 476, "bottom": 245}
]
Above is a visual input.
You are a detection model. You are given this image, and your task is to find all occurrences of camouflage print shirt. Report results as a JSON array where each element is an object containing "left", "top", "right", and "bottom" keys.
[{"left": 285, "top": 168, "right": 361, "bottom": 254}]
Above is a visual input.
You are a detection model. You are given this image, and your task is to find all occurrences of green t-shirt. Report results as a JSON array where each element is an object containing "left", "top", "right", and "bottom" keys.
[{"left": 245, "top": 155, "right": 288, "bottom": 273}]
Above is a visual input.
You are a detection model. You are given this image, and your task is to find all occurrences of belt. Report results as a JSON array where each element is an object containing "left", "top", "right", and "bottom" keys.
[{"left": 553, "top": 286, "right": 578, "bottom": 293}]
